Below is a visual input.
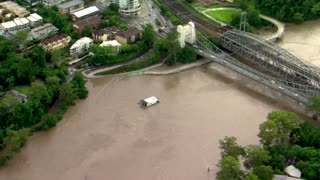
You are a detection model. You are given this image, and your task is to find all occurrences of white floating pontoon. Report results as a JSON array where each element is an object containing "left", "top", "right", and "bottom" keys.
[{"left": 139, "top": 96, "right": 160, "bottom": 107}]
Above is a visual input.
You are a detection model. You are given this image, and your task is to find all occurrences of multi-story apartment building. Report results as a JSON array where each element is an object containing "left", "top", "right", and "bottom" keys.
[
  {"left": 0, "top": 13, "right": 43, "bottom": 36},
  {"left": 69, "top": 37, "right": 93, "bottom": 56},
  {"left": 41, "top": 0, "right": 62, "bottom": 7},
  {"left": 92, "top": 26, "right": 119, "bottom": 42},
  {"left": 28, "top": 23, "right": 58, "bottom": 40},
  {"left": 115, "top": 27, "right": 142, "bottom": 44},
  {"left": 73, "top": 15, "right": 101, "bottom": 33},
  {"left": 41, "top": 34, "right": 71, "bottom": 51},
  {"left": 0, "top": 1, "right": 30, "bottom": 17},
  {"left": 112, "top": 0, "right": 141, "bottom": 15},
  {"left": 26, "top": 13, "right": 43, "bottom": 27},
  {"left": 70, "top": 6, "right": 99, "bottom": 21},
  {"left": 58, "top": 0, "right": 84, "bottom": 15},
  {"left": 23, "top": 0, "right": 41, "bottom": 6}
]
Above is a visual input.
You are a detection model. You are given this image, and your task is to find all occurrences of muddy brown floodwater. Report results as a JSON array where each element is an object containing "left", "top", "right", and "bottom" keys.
[{"left": 1, "top": 21, "right": 320, "bottom": 180}]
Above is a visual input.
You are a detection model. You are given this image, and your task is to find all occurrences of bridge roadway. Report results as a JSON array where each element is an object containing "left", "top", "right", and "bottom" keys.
[
  {"left": 194, "top": 34, "right": 308, "bottom": 104},
  {"left": 157, "top": 0, "right": 320, "bottom": 104}
]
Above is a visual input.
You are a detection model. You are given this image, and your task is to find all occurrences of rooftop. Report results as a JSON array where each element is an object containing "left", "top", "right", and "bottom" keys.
[
  {"left": 0, "top": 1, "right": 30, "bottom": 17},
  {"left": 42, "top": 34, "right": 70, "bottom": 45},
  {"left": 72, "top": 6, "right": 99, "bottom": 18},
  {"left": 31, "top": 23, "right": 58, "bottom": 33},
  {"left": 93, "top": 26, "right": 119, "bottom": 36},
  {"left": 285, "top": 165, "right": 301, "bottom": 178},
  {"left": 70, "top": 37, "right": 93, "bottom": 49},
  {"left": 59, "top": 0, "right": 83, "bottom": 9},
  {"left": 13, "top": 17, "right": 29, "bottom": 26},
  {"left": 73, "top": 15, "right": 101, "bottom": 29},
  {"left": 1, "top": 21, "right": 16, "bottom": 29},
  {"left": 117, "top": 27, "right": 142, "bottom": 39},
  {"left": 29, "top": 13, "right": 42, "bottom": 21},
  {"left": 100, "top": 40, "right": 121, "bottom": 47}
]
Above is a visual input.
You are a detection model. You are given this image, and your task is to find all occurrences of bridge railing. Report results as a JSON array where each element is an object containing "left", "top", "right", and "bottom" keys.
[{"left": 193, "top": 33, "right": 310, "bottom": 104}]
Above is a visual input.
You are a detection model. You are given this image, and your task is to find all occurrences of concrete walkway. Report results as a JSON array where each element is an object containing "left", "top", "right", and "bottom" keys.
[
  {"left": 143, "top": 59, "right": 212, "bottom": 75},
  {"left": 199, "top": 7, "right": 285, "bottom": 42}
]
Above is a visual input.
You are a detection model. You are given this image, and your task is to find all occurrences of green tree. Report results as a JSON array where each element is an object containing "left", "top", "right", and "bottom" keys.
[
  {"left": 41, "top": 114, "right": 57, "bottom": 129},
  {"left": 82, "top": 26, "right": 93, "bottom": 37},
  {"left": 60, "top": 83, "right": 78, "bottom": 108},
  {"left": 10, "top": 31, "right": 28, "bottom": 48},
  {"left": 142, "top": 24, "right": 157, "bottom": 48},
  {"left": 16, "top": 58, "right": 37, "bottom": 83},
  {"left": 71, "top": 72, "right": 88, "bottom": 99},
  {"left": 3, "top": 128, "right": 30, "bottom": 153},
  {"left": 51, "top": 49, "right": 65, "bottom": 66},
  {"left": 178, "top": 46, "right": 197, "bottom": 63},
  {"left": 258, "top": 120, "right": 278, "bottom": 147},
  {"left": 109, "top": 3, "right": 120, "bottom": 13},
  {"left": 244, "top": 145, "right": 271, "bottom": 169},
  {"left": 307, "top": 96, "right": 320, "bottom": 120},
  {"left": 258, "top": 110, "right": 301, "bottom": 146},
  {"left": 28, "top": 81, "right": 50, "bottom": 104},
  {"left": 245, "top": 173, "right": 259, "bottom": 180},
  {"left": 219, "top": 136, "right": 245, "bottom": 158},
  {"left": 31, "top": 46, "right": 46, "bottom": 67},
  {"left": 253, "top": 165, "right": 274, "bottom": 180},
  {"left": 217, "top": 156, "right": 244, "bottom": 180},
  {"left": 45, "top": 76, "right": 61, "bottom": 100}
]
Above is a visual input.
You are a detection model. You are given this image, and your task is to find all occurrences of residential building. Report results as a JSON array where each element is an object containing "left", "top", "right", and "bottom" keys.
[
  {"left": 23, "top": 0, "right": 41, "bottom": 6},
  {"left": 42, "top": 0, "right": 62, "bottom": 7},
  {"left": 70, "top": 37, "right": 93, "bottom": 56},
  {"left": 70, "top": 6, "right": 100, "bottom": 21},
  {"left": 73, "top": 15, "right": 101, "bottom": 33},
  {"left": 100, "top": 40, "right": 121, "bottom": 53},
  {"left": 13, "top": 17, "right": 30, "bottom": 31},
  {"left": 0, "top": 1, "right": 30, "bottom": 17},
  {"left": 0, "top": 21, "right": 16, "bottom": 35},
  {"left": 28, "top": 23, "right": 58, "bottom": 40},
  {"left": 41, "top": 34, "right": 71, "bottom": 51},
  {"left": 112, "top": 0, "right": 141, "bottom": 15},
  {"left": 92, "top": 26, "right": 119, "bottom": 42},
  {"left": 58, "top": 0, "right": 84, "bottom": 15},
  {"left": 274, "top": 175, "right": 303, "bottom": 180},
  {"left": 0, "top": 13, "right": 43, "bottom": 36},
  {"left": 115, "top": 27, "right": 142, "bottom": 44},
  {"left": 26, "top": 13, "right": 43, "bottom": 27}
]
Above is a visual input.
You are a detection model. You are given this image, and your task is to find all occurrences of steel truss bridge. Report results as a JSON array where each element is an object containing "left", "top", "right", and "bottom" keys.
[{"left": 158, "top": 0, "right": 320, "bottom": 104}]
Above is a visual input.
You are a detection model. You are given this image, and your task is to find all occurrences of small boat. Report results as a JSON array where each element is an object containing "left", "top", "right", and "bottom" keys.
[{"left": 139, "top": 96, "right": 160, "bottom": 107}]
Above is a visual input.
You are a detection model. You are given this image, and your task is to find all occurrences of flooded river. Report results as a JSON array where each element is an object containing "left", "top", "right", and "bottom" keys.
[{"left": 1, "top": 21, "right": 319, "bottom": 180}]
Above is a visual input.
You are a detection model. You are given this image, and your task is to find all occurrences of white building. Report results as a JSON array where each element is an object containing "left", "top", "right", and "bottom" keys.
[
  {"left": 100, "top": 39, "right": 121, "bottom": 53},
  {"left": 112, "top": 0, "right": 141, "bottom": 15},
  {"left": 26, "top": 13, "right": 43, "bottom": 27},
  {"left": 70, "top": 37, "right": 93, "bottom": 56},
  {"left": 42, "top": 0, "right": 63, "bottom": 7},
  {"left": 13, "top": 17, "right": 30, "bottom": 31},
  {"left": 0, "top": 13, "right": 43, "bottom": 36},
  {"left": 71, "top": 6, "right": 99, "bottom": 21}
]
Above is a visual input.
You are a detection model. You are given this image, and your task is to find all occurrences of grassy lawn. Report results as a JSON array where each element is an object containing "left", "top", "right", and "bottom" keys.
[
  {"left": 206, "top": 9, "right": 241, "bottom": 24},
  {"left": 191, "top": 2, "right": 226, "bottom": 10},
  {"left": 14, "top": 85, "right": 30, "bottom": 94}
]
